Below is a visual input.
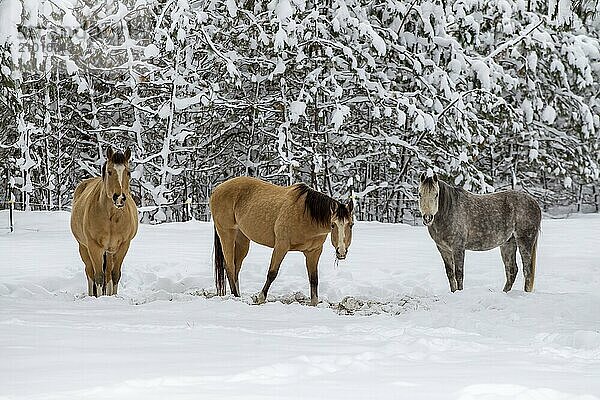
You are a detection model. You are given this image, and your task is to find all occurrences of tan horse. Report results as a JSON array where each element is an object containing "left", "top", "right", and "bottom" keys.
[
  {"left": 210, "top": 176, "right": 354, "bottom": 306},
  {"left": 70, "top": 147, "right": 138, "bottom": 297}
]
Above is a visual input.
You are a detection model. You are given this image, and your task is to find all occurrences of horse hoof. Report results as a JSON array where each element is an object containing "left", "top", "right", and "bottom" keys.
[
  {"left": 253, "top": 292, "right": 266, "bottom": 305},
  {"left": 310, "top": 298, "right": 319, "bottom": 306}
]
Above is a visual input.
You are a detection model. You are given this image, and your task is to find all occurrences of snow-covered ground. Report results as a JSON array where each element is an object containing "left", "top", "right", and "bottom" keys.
[{"left": 1, "top": 211, "right": 599, "bottom": 400}]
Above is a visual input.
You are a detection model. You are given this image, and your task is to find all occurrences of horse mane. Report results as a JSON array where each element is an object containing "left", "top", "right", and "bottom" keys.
[
  {"left": 421, "top": 177, "right": 465, "bottom": 216},
  {"left": 294, "top": 183, "right": 350, "bottom": 226},
  {"left": 437, "top": 180, "right": 466, "bottom": 216},
  {"left": 101, "top": 151, "right": 127, "bottom": 178}
]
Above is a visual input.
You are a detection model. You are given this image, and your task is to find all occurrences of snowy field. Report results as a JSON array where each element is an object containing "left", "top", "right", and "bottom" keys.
[{"left": 1, "top": 210, "right": 599, "bottom": 400}]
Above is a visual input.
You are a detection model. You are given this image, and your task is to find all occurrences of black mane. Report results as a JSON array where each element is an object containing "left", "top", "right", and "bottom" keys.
[
  {"left": 101, "top": 151, "right": 127, "bottom": 178},
  {"left": 294, "top": 184, "right": 350, "bottom": 226}
]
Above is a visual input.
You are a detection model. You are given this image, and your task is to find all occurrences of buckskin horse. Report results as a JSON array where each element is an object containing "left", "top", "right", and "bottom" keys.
[
  {"left": 210, "top": 176, "right": 354, "bottom": 306},
  {"left": 71, "top": 147, "right": 138, "bottom": 296}
]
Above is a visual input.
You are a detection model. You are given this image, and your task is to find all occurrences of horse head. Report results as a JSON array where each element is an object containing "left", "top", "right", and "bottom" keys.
[
  {"left": 418, "top": 172, "right": 439, "bottom": 226},
  {"left": 102, "top": 146, "right": 132, "bottom": 209},
  {"left": 330, "top": 199, "right": 354, "bottom": 260}
]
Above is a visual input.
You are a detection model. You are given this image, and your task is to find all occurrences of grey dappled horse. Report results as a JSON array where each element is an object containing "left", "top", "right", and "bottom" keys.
[{"left": 418, "top": 173, "right": 541, "bottom": 293}]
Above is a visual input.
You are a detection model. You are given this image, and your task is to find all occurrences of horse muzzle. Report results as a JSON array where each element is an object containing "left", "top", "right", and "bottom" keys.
[
  {"left": 113, "top": 193, "right": 126, "bottom": 209},
  {"left": 422, "top": 214, "right": 434, "bottom": 226},
  {"left": 336, "top": 249, "right": 347, "bottom": 260}
]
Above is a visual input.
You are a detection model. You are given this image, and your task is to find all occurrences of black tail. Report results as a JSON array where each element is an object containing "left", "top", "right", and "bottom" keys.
[{"left": 214, "top": 228, "right": 226, "bottom": 296}]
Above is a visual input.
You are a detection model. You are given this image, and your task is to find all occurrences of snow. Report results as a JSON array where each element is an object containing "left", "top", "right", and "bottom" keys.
[
  {"left": 0, "top": 0, "right": 21, "bottom": 45},
  {"left": 61, "top": 10, "right": 79, "bottom": 29},
  {"left": 522, "top": 99, "right": 534, "bottom": 124},
  {"left": 144, "top": 44, "right": 160, "bottom": 58},
  {"left": 271, "top": 58, "right": 286, "bottom": 78},
  {"left": 529, "top": 148, "right": 539, "bottom": 160},
  {"left": 289, "top": 100, "right": 306, "bottom": 123},
  {"left": 370, "top": 30, "right": 386, "bottom": 56},
  {"left": 555, "top": 0, "right": 573, "bottom": 25},
  {"left": 226, "top": 60, "right": 239, "bottom": 78},
  {"left": 414, "top": 114, "right": 425, "bottom": 131},
  {"left": 1, "top": 211, "right": 600, "bottom": 399},
  {"left": 65, "top": 59, "right": 78, "bottom": 75},
  {"left": 271, "top": 0, "right": 293, "bottom": 23},
  {"left": 274, "top": 26, "right": 288, "bottom": 51},
  {"left": 0, "top": 0, "right": 22, "bottom": 66},
  {"left": 226, "top": 0, "right": 238, "bottom": 18},
  {"left": 471, "top": 60, "right": 492, "bottom": 89},
  {"left": 331, "top": 104, "right": 350, "bottom": 131},
  {"left": 542, "top": 105, "right": 557, "bottom": 124},
  {"left": 564, "top": 176, "right": 573, "bottom": 188}
]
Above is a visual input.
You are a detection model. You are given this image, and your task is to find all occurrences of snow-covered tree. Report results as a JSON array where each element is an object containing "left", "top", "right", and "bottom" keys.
[{"left": 1, "top": 0, "right": 598, "bottom": 220}]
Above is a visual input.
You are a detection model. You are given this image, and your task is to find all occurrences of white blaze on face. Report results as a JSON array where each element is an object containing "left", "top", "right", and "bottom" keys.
[
  {"left": 337, "top": 221, "right": 346, "bottom": 254},
  {"left": 114, "top": 164, "right": 125, "bottom": 190}
]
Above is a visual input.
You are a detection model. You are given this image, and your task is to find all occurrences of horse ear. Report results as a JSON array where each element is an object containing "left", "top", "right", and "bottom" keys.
[
  {"left": 330, "top": 202, "right": 339, "bottom": 215},
  {"left": 432, "top": 173, "right": 438, "bottom": 183},
  {"left": 420, "top": 172, "right": 427, "bottom": 183},
  {"left": 124, "top": 147, "right": 131, "bottom": 161},
  {"left": 106, "top": 146, "right": 114, "bottom": 161},
  {"left": 347, "top": 198, "right": 354, "bottom": 213}
]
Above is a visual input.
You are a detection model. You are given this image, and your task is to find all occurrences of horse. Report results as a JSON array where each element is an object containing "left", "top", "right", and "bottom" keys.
[
  {"left": 418, "top": 173, "right": 541, "bottom": 293},
  {"left": 210, "top": 176, "right": 354, "bottom": 306},
  {"left": 70, "top": 147, "right": 138, "bottom": 297}
]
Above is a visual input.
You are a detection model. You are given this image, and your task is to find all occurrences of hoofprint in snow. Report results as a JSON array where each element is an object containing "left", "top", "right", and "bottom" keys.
[{"left": 1, "top": 211, "right": 599, "bottom": 400}]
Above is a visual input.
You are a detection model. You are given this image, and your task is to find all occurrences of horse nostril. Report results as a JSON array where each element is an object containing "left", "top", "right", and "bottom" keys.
[
  {"left": 113, "top": 194, "right": 118, "bottom": 202},
  {"left": 122, "top": 194, "right": 127, "bottom": 202}
]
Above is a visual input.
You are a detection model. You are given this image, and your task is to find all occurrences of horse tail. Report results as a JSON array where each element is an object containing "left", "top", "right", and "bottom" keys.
[
  {"left": 527, "top": 231, "right": 539, "bottom": 292},
  {"left": 214, "top": 227, "right": 226, "bottom": 296}
]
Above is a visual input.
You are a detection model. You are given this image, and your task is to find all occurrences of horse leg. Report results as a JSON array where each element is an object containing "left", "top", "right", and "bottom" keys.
[
  {"left": 500, "top": 236, "right": 518, "bottom": 292},
  {"left": 437, "top": 245, "right": 457, "bottom": 292},
  {"left": 452, "top": 248, "right": 465, "bottom": 291},
  {"left": 86, "top": 242, "right": 105, "bottom": 297},
  {"left": 104, "top": 253, "right": 115, "bottom": 296},
  {"left": 517, "top": 232, "right": 538, "bottom": 292},
  {"left": 111, "top": 242, "right": 131, "bottom": 295},
  {"left": 303, "top": 247, "right": 323, "bottom": 306},
  {"left": 215, "top": 227, "right": 239, "bottom": 297},
  {"left": 256, "top": 241, "right": 289, "bottom": 304},
  {"left": 234, "top": 232, "right": 250, "bottom": 296},
  {"left": 78, "top": 244, "right": 95, "bottom": 296}
]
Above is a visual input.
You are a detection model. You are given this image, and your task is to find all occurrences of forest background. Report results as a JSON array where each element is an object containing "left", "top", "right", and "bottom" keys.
[{"left": 1, "top": 0, "right": 599, "bottom": 223}]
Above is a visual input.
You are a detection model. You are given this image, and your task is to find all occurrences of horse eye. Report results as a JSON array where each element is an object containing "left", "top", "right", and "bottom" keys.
[
  {"left": 108, "top": 171, "right": 113, "bottom": 176},
  {"left": 331, "top": 223, "right": 335, "bottom": 229}
]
